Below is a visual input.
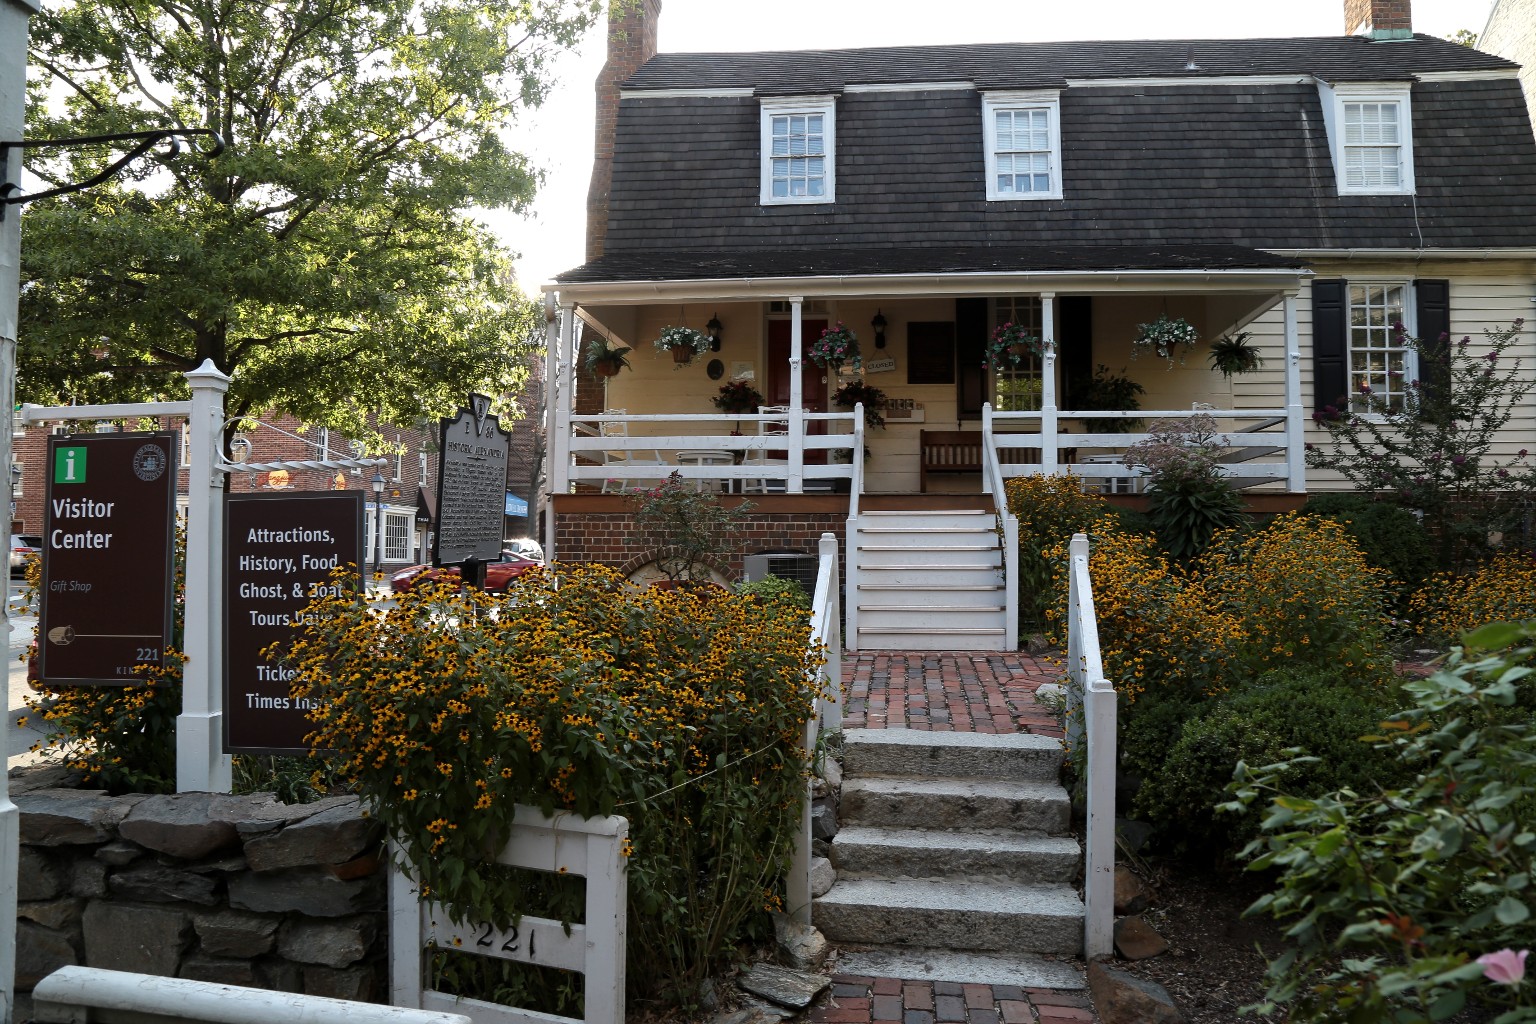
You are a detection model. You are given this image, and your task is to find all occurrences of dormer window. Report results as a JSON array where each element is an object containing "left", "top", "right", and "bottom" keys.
[
  {"left": 1318, "top": 82, "right": 1415, "bottom": 196},
  {"left": 982, "top": 91, "right": 1063, "bottom": 202},
  {"left": 760, "top": 96, "right": 836, "bottom": 205}
]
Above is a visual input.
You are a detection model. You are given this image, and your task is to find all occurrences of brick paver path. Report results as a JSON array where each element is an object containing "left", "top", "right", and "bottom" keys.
[
  {"left": 817, "top": 652, "right": 1093, "bottom": 1023},
  {"left": 843, "top": 652, "right": 1065, "bottom": 738},
  {"left": 808, "top": 977, "right": 1094, "bottom": 1024}
]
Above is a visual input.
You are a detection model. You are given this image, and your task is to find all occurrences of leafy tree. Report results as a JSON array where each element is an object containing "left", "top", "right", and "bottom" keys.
[
  {"left": 1305, "top": 322, "right": 1536, "bottom": 571},
  {"left": 19, "top": 0, "right": 602, "bottom": 436}
]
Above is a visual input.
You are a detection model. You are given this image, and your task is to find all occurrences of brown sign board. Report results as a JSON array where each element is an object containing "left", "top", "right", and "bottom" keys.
[
  {"left": 37, "top": 432, "right": 177, "bottom": 686},
  {"left": 223, "top": 491, "right": 363, "bottom": 755},
  {"left": 433, "top": 393, "right": 510, "bottom": 566}
]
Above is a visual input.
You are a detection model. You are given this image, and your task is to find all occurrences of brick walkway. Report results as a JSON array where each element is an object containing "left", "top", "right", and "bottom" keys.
[
  {"left": 842, "top": 652, "right": 1065, "bottom": 738},
  {"left": 809, "top": 977, "right": 1093, "bottom": 1024},
  {"left": 814, "top": 652, "right": 1092, "bottom": 1024}
]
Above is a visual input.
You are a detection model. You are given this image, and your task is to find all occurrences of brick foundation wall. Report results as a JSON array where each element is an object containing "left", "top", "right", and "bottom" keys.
[{"left": 552, "top": 494, "right": 849, "bottom": 582}]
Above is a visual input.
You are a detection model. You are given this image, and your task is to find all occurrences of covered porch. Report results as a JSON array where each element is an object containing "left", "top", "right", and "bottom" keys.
[{"left": 542, "top": 245, "right": 1312, "bottom": 506}]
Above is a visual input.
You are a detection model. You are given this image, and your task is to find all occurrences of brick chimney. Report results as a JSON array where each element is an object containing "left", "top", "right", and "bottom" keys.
[
  {"left": 1345, "top": 0, "right": 1412, "bottom": 40},
  {"left": 586, "top": 0, "right": 661, "bottom": 261}
]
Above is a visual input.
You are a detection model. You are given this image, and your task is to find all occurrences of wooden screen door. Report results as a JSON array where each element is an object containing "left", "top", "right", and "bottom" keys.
[{"left": 767, "top": 319, "right": 829, "bottom": 459}]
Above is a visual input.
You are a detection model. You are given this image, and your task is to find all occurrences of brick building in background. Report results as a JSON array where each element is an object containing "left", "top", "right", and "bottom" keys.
[{"left": 10, "top": 412, "right": 436, "bottom": 570}]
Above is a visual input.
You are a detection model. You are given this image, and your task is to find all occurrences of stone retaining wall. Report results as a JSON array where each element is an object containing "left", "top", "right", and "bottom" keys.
[{"left": 13, "top": 767, "right": 386, "bottom": 1014}]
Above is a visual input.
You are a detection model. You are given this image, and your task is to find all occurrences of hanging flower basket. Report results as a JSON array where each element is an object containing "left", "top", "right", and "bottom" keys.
[
  {"left": 1207, "top": 332, "right": 1264, "bottom": 378},
  {"left": 1132, "top": 315, "right": 1201, "bottom": 368},
  {"left": 808, "top": 322, "right": 861, "bottom": 373},
  {"left": 984, "top": 322, "right": 1044, "bottom": 369},
  {"left": 584, "top": 339, "right": 632, "bottom": 378},
  {"left": 655, "top": 326, "right": 711, "bottom": 367}
]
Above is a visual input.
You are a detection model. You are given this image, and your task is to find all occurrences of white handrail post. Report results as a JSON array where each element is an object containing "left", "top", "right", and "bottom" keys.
[
  {"left": 1283, "top": 292, "right": 1306, "bottom": 494},
  {"left": 179, "top": 360, "right": 233, "bottom": 794},
  {"left": 845, "top": 412, "right": 861, "bottom": 650},
  {"left": 1003, "top": 514, "right": 1019, "bottom": 651},
  {"left": 1041, "top": 293, "right": 1059, "bottom": 474},
  {"left": 549, "top": 301, "right": 577, "bottom": 563},
  {"left": 818, "top": 531, "right": 842, "bottom": 734},
  {"left": 788, "top": 297, "right": 805, "bottom": 494},
  {"left": 981, "top": 402, "right": 994, "bottom": 495}
]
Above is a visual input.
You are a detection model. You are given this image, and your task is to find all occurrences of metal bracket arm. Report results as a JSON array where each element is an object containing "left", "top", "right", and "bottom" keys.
[
  {"left": 0, "top": 128, "right": 225, "bottom": 219},
  {"left": 219, "top": 456, "right": 387, "bottom": 475}
]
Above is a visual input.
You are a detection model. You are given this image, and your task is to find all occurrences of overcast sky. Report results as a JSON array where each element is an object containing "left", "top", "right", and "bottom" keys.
[{"left": 493, "top": 0, "right": 1497, "bottom": 294}]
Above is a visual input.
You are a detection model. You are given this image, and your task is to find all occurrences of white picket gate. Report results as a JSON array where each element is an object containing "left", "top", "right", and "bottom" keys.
[{"left": 389, "top": 805, "right": 629, "bottom": 1024}]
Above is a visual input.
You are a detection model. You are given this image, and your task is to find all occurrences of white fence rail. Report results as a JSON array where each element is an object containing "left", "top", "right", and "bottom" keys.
[
  {"left": 788, "top": 532, "right": 842, "bottom": 924},
  {"left": 390, "top": 807, "right": 629, "bottom": 1024},
  {"left": 1065, "top": 533, "right": 1116, "bottom": 960},
  {"left": 980, "top": 404, "right": 1020, "bottom": 651},
  {"left": 33, "top": 966, "right": 472, "bottom": 1024}
]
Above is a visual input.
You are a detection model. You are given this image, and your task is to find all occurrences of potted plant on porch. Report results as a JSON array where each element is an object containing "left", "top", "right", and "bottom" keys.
[
  {"left": 655, "top": 325, "right": 711, "bottom": 366},
  {"left": 712, "top": 379, "right": 766, "bottom": 415},
  {"left": 1207, "top": 331, "right": 1264, "bottom": 378},
  {"left": 831, "top": 379, "right": 888, "bottom": 428},
  {"left": 984, "top": 322, "right": 1043, "bottom": 370},
  {"left": 808, "top": 321, "right": 862, "bottom": 374}
]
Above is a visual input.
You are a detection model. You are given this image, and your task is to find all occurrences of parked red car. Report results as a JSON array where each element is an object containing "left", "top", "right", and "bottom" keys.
[{"left": 389, "top": 551, "right": 539, "bottom": 595}]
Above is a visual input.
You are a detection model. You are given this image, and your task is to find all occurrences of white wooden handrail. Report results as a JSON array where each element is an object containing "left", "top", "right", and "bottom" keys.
[
  {"left": 790, "top": 532, "right": 841, "bottom": 924},
  {"left": 980, "top": 403, "right": 1020, "bottom": 651},
  {"left": 1066, "top": 534, "right": 1115, "bottom": 960}
]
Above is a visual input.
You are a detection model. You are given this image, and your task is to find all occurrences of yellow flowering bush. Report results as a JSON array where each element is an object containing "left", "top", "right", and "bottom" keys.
[
  {"left": 1409, "top": 552, "right": 1536, "bottom": 647},
  {"left": 281, "top": 562, "right": 821, "bottom": 1009},
  {"left": 1197, "top": 513, "right": 1394, "bottom": 680}
]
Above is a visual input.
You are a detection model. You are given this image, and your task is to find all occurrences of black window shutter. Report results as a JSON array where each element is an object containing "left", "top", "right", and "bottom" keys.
[
  {"left": 1312, "top": 279, "right": 1348, "bottom": 414},
  {"left": 1415, "top": 279, "right": 1452, "bottom": 417},
  {"left": 1058, "top": 297, "right": 1093, "bottom": 406},
  {"left": 956, "top": 298, "right": 988, "bottom": 417}
]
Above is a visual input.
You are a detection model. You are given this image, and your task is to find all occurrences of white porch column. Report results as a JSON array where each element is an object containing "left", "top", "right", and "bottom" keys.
[
  {"left": 179, "top": 360, "right": 233, "bottom": 794},
  {"left": 548, "top": 302, "right": 576, "bottom": 562},
  {"left": 541, "top": 295, "right": 562, "bottom": 561},
  {"left": 1283, "top": 292, "right": 1305, "bottom": 493},
  {"left": 788, "top": 296, "right": 805, "bottom": 493},
  {"left": 1040, "top": 293, "right": 1059, "bottom": 474}
]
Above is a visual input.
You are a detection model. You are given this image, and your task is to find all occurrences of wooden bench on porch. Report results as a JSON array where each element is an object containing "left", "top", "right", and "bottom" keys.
[{"left": 919, "top": 430, "right": 1040, "bottom": 493}]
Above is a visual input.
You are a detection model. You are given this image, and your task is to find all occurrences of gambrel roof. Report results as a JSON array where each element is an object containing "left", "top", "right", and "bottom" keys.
[
  {"left": 627, "top": 34, "right": 1514, "bottom": 92},
  {"left": 560, "top": 34, "right": 1536, "bottom": 284}
]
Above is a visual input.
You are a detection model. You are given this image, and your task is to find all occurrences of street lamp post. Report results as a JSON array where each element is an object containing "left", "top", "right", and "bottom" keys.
[
  {"left": 9, "top": 461, "right": 18, "bottom": 529},
  {"left": 370, "top": 471, "right": 385, "bottom": 582}
]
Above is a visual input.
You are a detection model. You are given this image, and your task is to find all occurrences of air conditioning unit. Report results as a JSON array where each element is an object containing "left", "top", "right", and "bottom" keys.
[{"left": 743, "top": 552, "right": 820, "bottom": 592}]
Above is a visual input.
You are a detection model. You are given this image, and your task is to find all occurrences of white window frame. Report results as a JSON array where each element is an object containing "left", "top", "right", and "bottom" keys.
[
  {"left": 1346, "top": 279, "right": 1417, "bottom": 415},
  {"left": 760, "top": 96, "right": 837, "bottom": 206},
  {"left": 384, "top": 510, "right": 411, "bottom": 562},
  {"left": 1318, "top": 82, "right": 1415, "bottom": 196},
  {"left": 982, "top": 91, "right": 1064, "bottom": 202}
]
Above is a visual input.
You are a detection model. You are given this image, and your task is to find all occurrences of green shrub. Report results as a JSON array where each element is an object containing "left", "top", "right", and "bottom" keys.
[
  {"left": 1124, "top": 414, "right": 1249, "bottom": 562},
  {"left": 1229, "top": 621, "right": 1536, "bottom": 1022},
  {"left": 1134, "top": 666, "right": 1405, "bottom": 858},
  {"left": 1302, "top": 493, "right": 1437, "bottom": 597},
  {"left": 736, "top": 573, "right": 811, "bottom": 610}
]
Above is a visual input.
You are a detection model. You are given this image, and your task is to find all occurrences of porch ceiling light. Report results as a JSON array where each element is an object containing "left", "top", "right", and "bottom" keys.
[
  {"left": 707, "top": 313, "right": 723, "bottom": 352},
  {"left": 872, "top": 310, "right": 888, "bottom": 349}
]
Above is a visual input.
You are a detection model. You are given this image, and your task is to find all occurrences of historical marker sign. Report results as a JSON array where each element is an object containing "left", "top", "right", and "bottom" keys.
[
  {"left": 433, "top": 392, "right": 510, "bottom": 566},
  {"left": 38, "top": 432, "right": 177, "bottom": 686},
  {"left": 224, "top": 491, "right": 363, "bottom": 754}
]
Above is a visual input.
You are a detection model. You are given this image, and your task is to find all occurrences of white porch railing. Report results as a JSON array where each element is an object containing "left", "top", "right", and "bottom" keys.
[
  {"left": 562, "top": 411, "right": 860, "bottom": 493},
  {"left": 987, "top": 407, "right": 1295, "bottom": 492},
  {"left": 980, "top": 403, "right": 1020, "bottom": 651},
  {"left": 1065, "top": 533, "right": 1116, "bottom": 960},
  {"left": 843, "top": 407, "right": 864, "bottom": 647},
  {"left": 788, "top": 532, "right": 842, "bottom": 924}
]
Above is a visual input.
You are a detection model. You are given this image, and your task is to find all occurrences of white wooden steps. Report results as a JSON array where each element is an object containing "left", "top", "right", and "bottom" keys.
[{"left": 852, "top": 509, "right": 1007, "bottom": 652}]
